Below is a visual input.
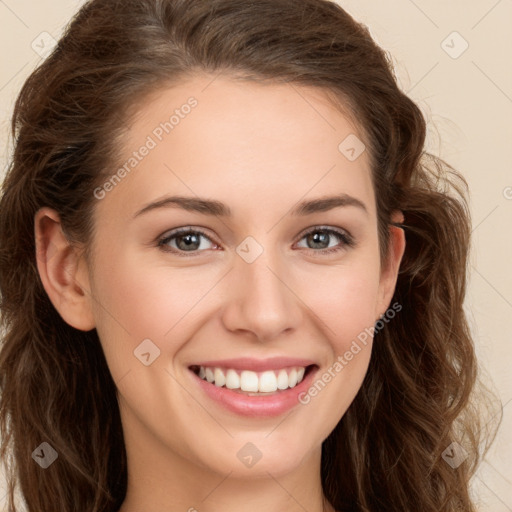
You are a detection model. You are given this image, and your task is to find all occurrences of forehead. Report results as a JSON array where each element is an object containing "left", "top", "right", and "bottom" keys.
[{"left": 95, "top": 73, "right": 376, "bottom": 223}]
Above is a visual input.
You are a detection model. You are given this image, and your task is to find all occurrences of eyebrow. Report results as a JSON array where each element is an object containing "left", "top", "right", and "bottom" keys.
[{"left": 133, "top": 193, "right": 368, "bottom": 218}]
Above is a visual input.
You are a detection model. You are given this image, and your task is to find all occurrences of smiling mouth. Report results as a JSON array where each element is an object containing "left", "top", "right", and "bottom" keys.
[{"left": 189, "top": 364, "right": 317, "bottom": 395}]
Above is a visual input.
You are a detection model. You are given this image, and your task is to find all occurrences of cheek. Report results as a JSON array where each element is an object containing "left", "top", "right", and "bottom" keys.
[
  {"left": 295, "top": 257, "right": 381, "bottom": 351},
  {"left": 89, "top": 246, "right": 228, "bottom": 376}
]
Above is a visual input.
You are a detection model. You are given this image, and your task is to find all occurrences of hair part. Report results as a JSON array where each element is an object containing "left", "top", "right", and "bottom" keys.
[{"left": 0, "top": 0, "right": 501, "bottom": 511}]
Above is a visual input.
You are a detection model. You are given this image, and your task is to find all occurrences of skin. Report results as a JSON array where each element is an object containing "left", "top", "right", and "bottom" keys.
[{"left": 35, "top": 73, "right": 405, "bottom": 512}]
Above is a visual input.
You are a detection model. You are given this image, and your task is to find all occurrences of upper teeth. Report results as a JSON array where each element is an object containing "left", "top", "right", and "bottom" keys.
[{"left": 197, "top": 366, "right": 307, "bottom": 392}]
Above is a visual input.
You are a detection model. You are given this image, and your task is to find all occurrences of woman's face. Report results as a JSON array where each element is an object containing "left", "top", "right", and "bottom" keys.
[{"left": 81, "top": 74, "right": 404, "bottom": 478}]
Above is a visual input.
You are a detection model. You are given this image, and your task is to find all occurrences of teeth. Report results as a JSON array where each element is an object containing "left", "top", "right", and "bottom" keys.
[
  {"left": 288, "top": 368, "right": 298, "bottom": 387},
  {"left": 240, "top": 370, "right": 259, "bottom": 392},
  {"left": 276, "top": 369, "right": 289, "bottom": 390},
  {"left": 205, "top": 367, "right": 214, "bottom": 383},
  {"left": 214, "top": 368, "right": 226, "bottom": 387},
  {"left": 225, "top": 369, "right": 240, "bottom": 389},
  {"left": 195, "top": 365, "right": 308, "bottom": 392},
  {"left": 259, "top": 371, "right": 277, "bottom": 392}
]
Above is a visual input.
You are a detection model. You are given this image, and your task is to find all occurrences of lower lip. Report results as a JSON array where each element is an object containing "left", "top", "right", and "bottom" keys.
[{"left": 190, "top": 366, "right": 319, "bottom": 417}]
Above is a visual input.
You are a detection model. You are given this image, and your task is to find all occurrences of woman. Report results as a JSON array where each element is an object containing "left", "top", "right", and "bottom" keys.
[{"left": 0, "top": 0, "right": 500, "bottom": 511}]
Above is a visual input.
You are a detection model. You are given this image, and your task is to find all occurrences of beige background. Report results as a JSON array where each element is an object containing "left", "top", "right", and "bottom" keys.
[{"left": 0, "top": 1, "right": 511, "bottom": 510}]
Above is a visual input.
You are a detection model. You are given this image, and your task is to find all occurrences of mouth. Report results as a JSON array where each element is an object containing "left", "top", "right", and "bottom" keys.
[
  {"left": 186, "top": 358, "right": 320, "bottom": 417},
  {"left": 189, "top": 363, "right": 317, "bottom": 396}
]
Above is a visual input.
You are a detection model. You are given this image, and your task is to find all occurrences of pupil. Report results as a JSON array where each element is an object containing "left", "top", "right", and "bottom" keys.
[
  {"left": 178, "top": 233, "right": 199, "bottom": 251},
  {"left": 309, "top": 231, "right": 328, "bottom": 249}
]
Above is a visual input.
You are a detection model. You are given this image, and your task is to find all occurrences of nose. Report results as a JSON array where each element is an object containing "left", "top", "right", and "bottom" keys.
[{"left": 220, "top": 247, "right": 303, "bottom": 342}]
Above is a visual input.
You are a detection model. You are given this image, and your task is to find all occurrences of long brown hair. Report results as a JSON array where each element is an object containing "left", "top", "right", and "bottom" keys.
[{"left": 0, "top": 0, "right": 501, "bottom": 511}]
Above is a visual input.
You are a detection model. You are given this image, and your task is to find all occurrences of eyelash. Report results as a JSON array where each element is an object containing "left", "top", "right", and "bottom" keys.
[{"left": 156, "top": 226, "right": 355, "bottom": 257}]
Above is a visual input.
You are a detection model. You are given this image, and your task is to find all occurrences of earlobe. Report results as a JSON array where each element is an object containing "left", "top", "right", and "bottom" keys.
[
  {"left": 376, "top": 210, "right": 406, "bottom": 317},
  {"left": 34, "top": 207, "right": 96, "bottom": 331}
]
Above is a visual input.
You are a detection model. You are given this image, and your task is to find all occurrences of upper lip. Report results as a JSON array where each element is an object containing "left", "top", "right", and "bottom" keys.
[{"left": 189, "top": 357, "right": 317, "bottom": 372}]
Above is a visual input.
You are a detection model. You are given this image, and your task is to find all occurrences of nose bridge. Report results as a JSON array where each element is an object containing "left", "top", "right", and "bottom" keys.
[{"left": 221, "top": 235, "right": 302, "bottom": 340}]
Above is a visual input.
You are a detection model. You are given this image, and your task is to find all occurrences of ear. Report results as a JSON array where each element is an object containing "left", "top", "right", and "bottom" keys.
[
  {"left": 34, "top": 207, "right": 96, "bottom": 331},
  {"left": 375, "top": 210, "right": 406, "bottom": 318}
]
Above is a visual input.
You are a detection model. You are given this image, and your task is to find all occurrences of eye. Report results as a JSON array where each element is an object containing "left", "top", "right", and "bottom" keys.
[
  {"left": 157, "top": 227, "right": 219, "bottom": 256},
  {"left": 295, "top": 226, "right": 355, "bottom": 255},
  {"left": 156, "top": 225, "right": 355, "bottom": 257}
]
